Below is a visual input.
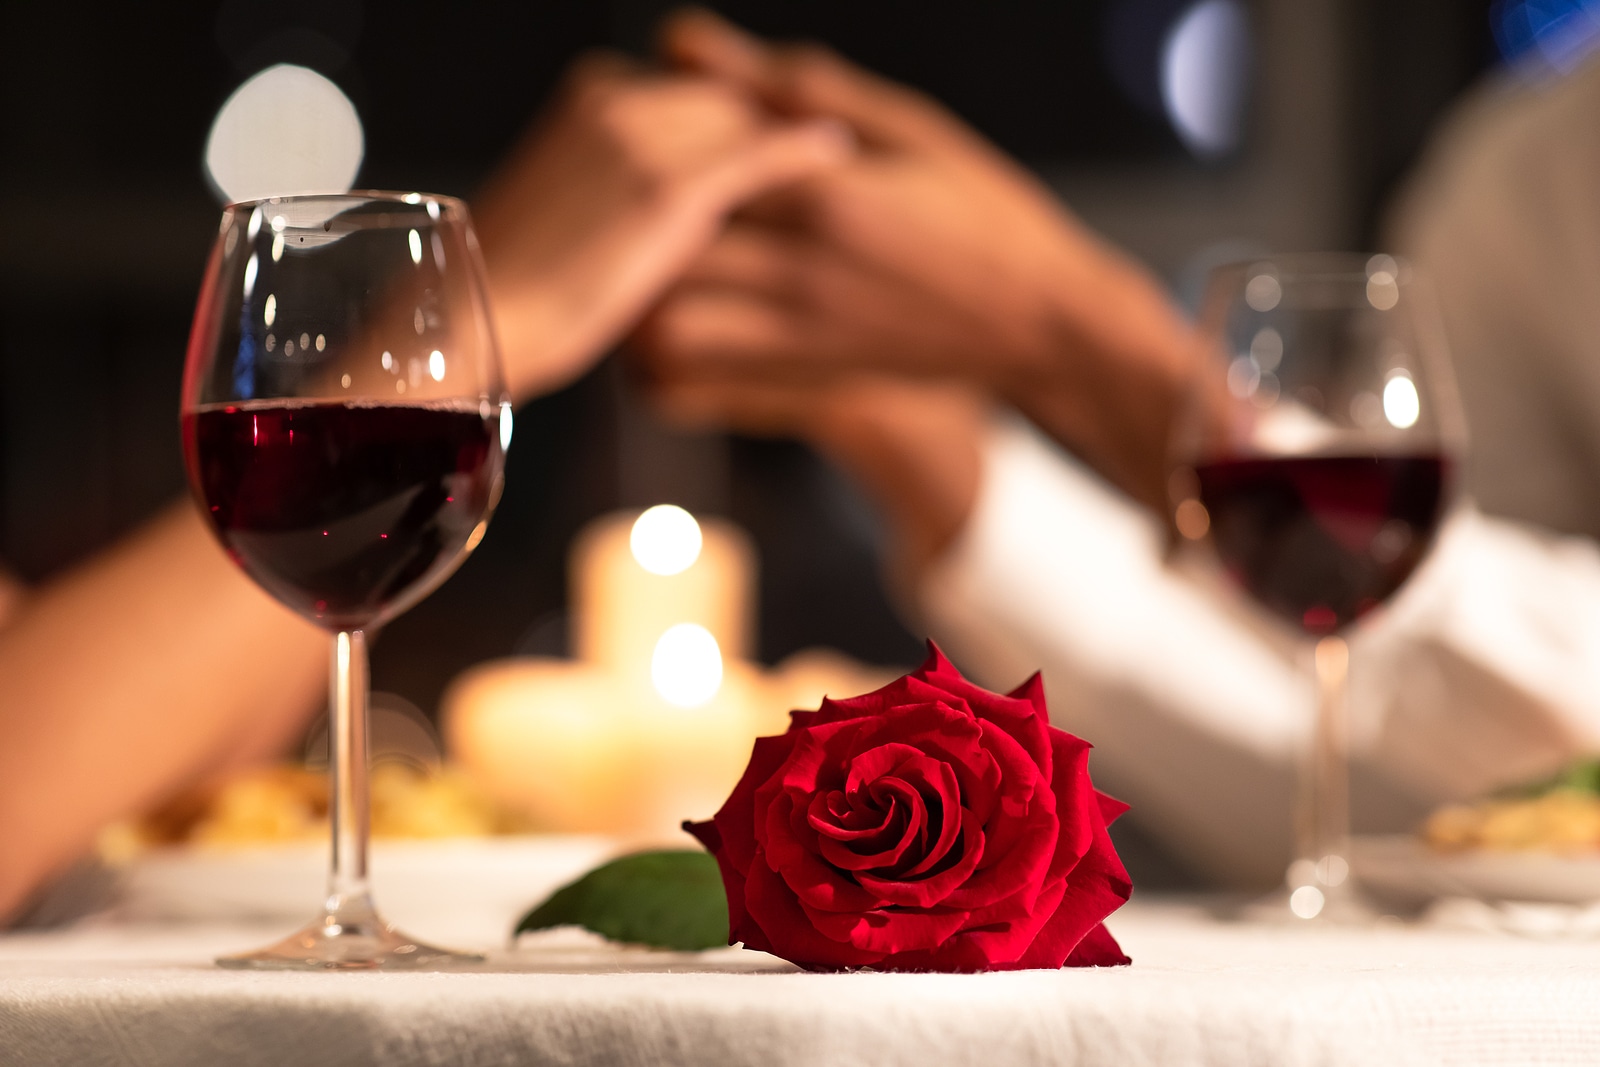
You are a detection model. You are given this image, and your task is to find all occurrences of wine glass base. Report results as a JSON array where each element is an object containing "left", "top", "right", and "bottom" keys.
[{"left": 217, "top": 902, "right": 484, "bottom": 971}]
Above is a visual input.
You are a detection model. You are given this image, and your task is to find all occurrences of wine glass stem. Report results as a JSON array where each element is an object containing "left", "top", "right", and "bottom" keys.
[
  {"left": 1291, "top": 634, "right": 1352, "bottom": 915},
  {"left": 327, "top": 629, "right": 374, "bottom": 918}
]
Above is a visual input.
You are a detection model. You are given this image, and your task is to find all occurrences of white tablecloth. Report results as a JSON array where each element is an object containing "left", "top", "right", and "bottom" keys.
[{"left": 3, "top": 901, "right": 1599, "bottom": 1067}]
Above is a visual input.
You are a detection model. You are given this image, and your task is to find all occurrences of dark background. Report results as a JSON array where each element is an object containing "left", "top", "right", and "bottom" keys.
[{"left": 0, "top": 1, "right": 1496, "bottom": 720}]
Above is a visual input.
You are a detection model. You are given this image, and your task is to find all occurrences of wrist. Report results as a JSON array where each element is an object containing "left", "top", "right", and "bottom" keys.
[
  {"left": 997, "top": 236, "right": 1198, "bottom": 512},
  {"left": 808, "top": 382, "right": 986, "bottom": 584}
]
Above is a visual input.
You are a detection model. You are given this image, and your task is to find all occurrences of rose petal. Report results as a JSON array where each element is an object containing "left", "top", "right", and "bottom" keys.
[
  {"left": 807, "top": 789, "right": 900, "bottom": 844},
  {"left": 705, "top": 732, "right": 799, "bottom": 882},
  {"left": 875, "top": 877, "right": 1067, "bottom": 972},
  {"left": 743, "top": 852, "right": 883, "bottom": 969},
  {"left": 1044, "top": 732, "right": 1097, "bottom": 883},
  {"left": 1097, "top": 789, "right": 1131, "bottom": 824},
  {"left": 801, "top": 676, "right": 924, "bottom": 726},
  {"left": 815, "top": 782, "right": 923, "bottom": 871},
  {"left": 1063, "top": 922, "right": 1131, "bottom": 968},
  {"left": 847, "top": 702, "right": 1002, "bottom": 825},
  {"left": 1006, "top": 793, "right": 1133, "bottom": 969},
  {"left": 799, "top": 895, "right": 972, "bottom": 956},
  {"left": 857, "top": 808, "right": 985, "bottom": 907},
  {"left": 878, "top": 758, "right": 962, "bottom": 878},
  {"left": 763, "top": 788, "right": 881, "bottom": 913},
  {"left": 942, "top": 723, "right": 1057, "bottom": 912},
  {"left": 915, "top": 642, "right": 1054, "bottom": 776},
  {"left": 1006, "top": 671, "right": 1049, "bottom": 723}
]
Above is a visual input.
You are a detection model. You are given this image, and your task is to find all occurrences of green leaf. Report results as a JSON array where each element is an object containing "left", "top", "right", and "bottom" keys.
[
  {"left": 514, "top": 850, "right": 729, "bottom": 951},
  {"left": 1502, "top": 757, "right": 1600, "bottom": 798}
]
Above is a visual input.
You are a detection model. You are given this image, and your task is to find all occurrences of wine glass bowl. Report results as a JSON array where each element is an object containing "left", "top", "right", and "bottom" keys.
[
  {"left": 1172, "top": 254, "right": 1462, "bottom": 919},
  {"left": 181, "top": 193, "right": 509, "bottom": 968}
]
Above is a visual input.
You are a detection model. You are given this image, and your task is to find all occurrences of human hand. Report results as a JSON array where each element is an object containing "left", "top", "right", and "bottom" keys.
[
  {"left": 634, "top": 10, "right": 1202, "bottom": 510},
  {"left": 472, "top": 51, "right": 850, "bottom": 402}
]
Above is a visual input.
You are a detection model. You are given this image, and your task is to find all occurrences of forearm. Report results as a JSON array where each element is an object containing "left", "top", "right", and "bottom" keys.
[
  {"left": 0, "top": 502, "right": 325, "bottom": 921},
  {"left": 807, "top": 382, "right": 986, "bottom": 586},
  {"left": 998, "top": 233, "right": 1203, "bottom": 515}
]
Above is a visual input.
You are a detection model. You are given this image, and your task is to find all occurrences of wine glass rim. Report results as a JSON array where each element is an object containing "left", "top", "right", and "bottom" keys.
[
  {"left": 221, "top": 190, "right": 468, "bottom": 219},
  {"left": 1211, "top": 252, "right": 1410, "bottom": 283}
]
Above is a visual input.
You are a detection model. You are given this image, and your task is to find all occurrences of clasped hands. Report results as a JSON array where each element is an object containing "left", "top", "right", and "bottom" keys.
[{"left": 477, "top": 8, "right": 1204, "bottom": 577}]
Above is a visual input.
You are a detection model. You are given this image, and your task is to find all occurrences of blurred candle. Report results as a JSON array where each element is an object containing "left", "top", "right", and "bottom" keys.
[
  {"left": 443, "top": 505, "right": 893, "bottom": 838},
  {"left": 443, "top": 658, "right": 767, "bottom": 838},
  {"left": 571, "top": 507, "right": 754, "bottom": 688}
]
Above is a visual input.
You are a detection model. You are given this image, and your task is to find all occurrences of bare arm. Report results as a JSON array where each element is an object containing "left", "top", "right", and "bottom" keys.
[{"left": 0, "top": 504, "right": 326, "bottom": 920}]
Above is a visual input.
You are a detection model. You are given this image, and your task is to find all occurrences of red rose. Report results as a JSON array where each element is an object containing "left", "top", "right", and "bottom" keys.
[{"left": 685, "top": 643, "right": 1132, "bottom": 971}]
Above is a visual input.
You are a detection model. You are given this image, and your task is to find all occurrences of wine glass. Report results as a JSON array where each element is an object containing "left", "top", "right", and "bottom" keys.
[
  {"left": 1170, "top": 254, "right": 1464, "bottom": 920},
  {"left": 181, "top": 192, "right": 511, "bottom": 968}
]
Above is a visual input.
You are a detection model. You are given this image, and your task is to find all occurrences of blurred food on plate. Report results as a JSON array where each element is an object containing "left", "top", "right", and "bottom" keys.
[
  {"left": 100, "top": 762, "right": 536, "bottom": 859},
  {"left": 1423, "top": 759, "right": 1600, "bottom": 852}
]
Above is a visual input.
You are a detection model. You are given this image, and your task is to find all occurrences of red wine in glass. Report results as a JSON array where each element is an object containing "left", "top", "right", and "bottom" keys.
[
  {"left": 185, "top": 400, "right": 501, "bottom": 630},
  {"left": 1195, "top": 453, "right": 1450, "bottom": 635}
]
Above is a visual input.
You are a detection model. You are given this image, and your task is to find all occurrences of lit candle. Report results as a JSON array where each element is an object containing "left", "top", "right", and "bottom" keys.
[
  {"left": 571, "top": 506, "right": 754, "bottom": 690},
  {"left": 443, "top": 505, "right": 894, "bottom": 838}
]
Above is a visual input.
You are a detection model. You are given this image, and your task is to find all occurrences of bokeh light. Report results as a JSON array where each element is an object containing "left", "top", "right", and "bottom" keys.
[
  {"left": 1161, "top": 0, "right": 1252, "bottom": 159},
  {"left": 204, "top": 63, "right": 363, "bottom": 204},
  {"left": 630, "top": 505, "right": 703, "bottom": 576},
  {"left": 1384, "top": 374, "right": 1421, "bottom": 429},
  {"left": 651, "top": 623, "right": 723, "bottom": 708}
]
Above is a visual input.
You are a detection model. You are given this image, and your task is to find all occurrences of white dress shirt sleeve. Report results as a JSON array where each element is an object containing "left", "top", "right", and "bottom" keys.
[{"left": 917, "top": 418, "right": 1600, "bottom": 885}]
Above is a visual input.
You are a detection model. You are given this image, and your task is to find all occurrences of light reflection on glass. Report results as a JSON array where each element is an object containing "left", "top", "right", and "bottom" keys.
[
  {"left": 1383, "top": 374, "right": 1421, "bottom": 428},
  {"left": 1245, "top": 272, "right": 1280, "bottom": 311},
  {"left": 1250, "top": 326, "right": 1283, "bottom": 371}
]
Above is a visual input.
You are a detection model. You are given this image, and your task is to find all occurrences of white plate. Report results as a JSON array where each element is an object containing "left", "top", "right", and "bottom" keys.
[
  {"left": 1352, "top": 834, "right": 1600, "bottom": 906},
  {"left": 112, "top": 835, "right": 630, "bottom": 948}
]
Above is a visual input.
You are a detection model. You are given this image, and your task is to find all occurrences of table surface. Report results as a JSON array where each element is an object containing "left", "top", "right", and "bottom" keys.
[{"left": 3, "top": 900, "right": 1599, "bottom": 1067}]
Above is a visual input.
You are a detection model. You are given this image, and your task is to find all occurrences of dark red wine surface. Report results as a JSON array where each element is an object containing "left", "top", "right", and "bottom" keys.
[
  {"left": 1194, "top": 454, "right": 1449, "bottom": 635},
  {"left": 184, "top": 400, "right": 500, "bottom": 629}
]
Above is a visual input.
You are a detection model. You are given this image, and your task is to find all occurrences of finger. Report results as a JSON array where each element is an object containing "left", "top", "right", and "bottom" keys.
[
  {"left": 632, "top": 289, "right": 838, "bottom": 383},
  {"left": 674, "top": 223, "right": 821, "bottom": 302},
  {"left": 660, "top": 8, "right": 959, "bottom": 152},
  {"left": 650, "top": 376, "right": 833, "bottom": 436},
  {"left": 690, "top": 118, "right": 852, "bottom": 218}
]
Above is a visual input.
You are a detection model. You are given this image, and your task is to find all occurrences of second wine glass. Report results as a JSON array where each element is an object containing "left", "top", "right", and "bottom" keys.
[
  {"left": 182, "top": 192, "right": 511, "bottom": 968},
  {"left": 1171, "top": 255, "right": 1463, "bottom": 920}
]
